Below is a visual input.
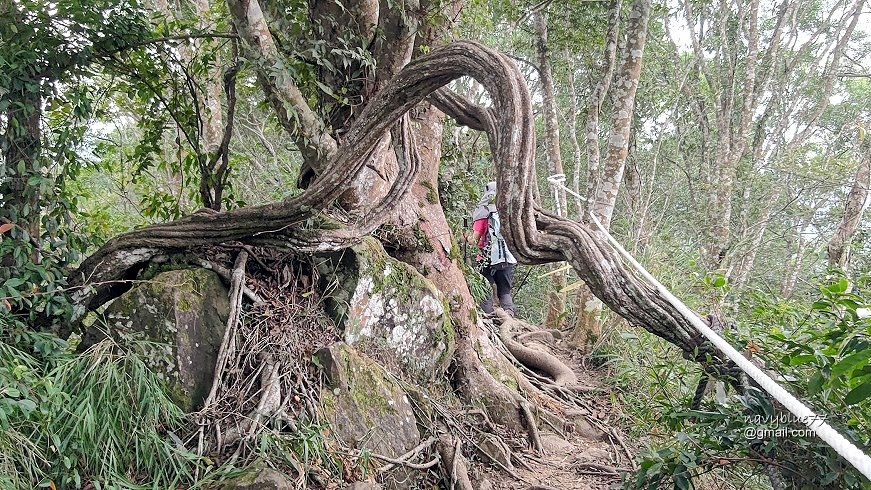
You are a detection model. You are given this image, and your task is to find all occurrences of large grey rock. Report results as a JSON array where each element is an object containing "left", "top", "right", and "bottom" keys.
[
  {"left": 221, "top": 467, "right": 294, "bottom": 490},
  {"left": 82, "top": 268, "right": 229, "bottom": 411},
  {"left": 317, "top": 342, "right": 420, "bottom": 459},
  {"left": 316, "top": 238, "right": 455, "bottom": 384}
]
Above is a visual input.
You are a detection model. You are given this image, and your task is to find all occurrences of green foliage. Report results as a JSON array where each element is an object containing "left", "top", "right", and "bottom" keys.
[
  {"left": 621, "top": 275, "right": 871, "bottom": 489},
  {"left": 0, "top": 317, "right": 207, "bottom": 489},
  {"left": 44, "top": 341, "right": 203, "bottom": 488},
  {"left": 252, "top": 418, "right": 359, "bottom": 482},
  {"left": 0, "top": 0, "right": 153, "bottom": 326}
]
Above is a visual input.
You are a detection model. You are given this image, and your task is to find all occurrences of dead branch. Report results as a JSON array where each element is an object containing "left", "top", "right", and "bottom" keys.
[
  {"left": 376, "top": 436, "right": 438, "bottom": 473},
  {"left": 196, "top": 258, "right": 263, "bottom": 303}
]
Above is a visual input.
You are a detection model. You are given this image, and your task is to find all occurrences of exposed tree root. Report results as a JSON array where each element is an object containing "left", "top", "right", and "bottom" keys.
[
  {"left": 514, "top": 392, "right": 544, "bottom": 455},
  {"left": 452, "top": 332, "right": 526, "bottom": 431},
  {"left": 496, "top": 309, "right": 577, "bottom": 387},
  {"left": 214, "top": 252, "right": 248, "bottom": 389},
  {"left": 195, "top": 258, "right": 263, "bottom": 303},
  {"left": 376, "top": 436, "right": 438, "bottom": 473},
  {"left": 517, "top": 330, "right": 556, "bottom": 344},
  {"left": 437, "top": 435, "right": 474, "bottom": 490}
]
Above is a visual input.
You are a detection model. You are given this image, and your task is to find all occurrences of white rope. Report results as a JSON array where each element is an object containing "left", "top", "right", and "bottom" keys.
[
  {"left": 550, "top": 173, "right": 565, "bottom": 217},
  {"left": 546, "top": 175, "right": 871, "bottom": 481}
]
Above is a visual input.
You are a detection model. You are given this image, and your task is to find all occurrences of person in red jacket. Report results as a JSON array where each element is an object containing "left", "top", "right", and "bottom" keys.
[{"left": 469, "top": 181, "right": 517, "bottom": 316}]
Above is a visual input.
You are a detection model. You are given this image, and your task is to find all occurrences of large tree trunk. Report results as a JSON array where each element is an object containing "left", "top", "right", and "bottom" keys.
[
  {"left": 571, "top": 0, "right": 650, "bottom": 349},
  {"left": 64, "top": 42, "right": 740, "bottom": 432}
]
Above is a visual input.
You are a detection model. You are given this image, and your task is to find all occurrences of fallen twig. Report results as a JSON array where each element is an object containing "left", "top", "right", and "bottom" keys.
[
  {"left": 376, "top": 436, "right": 438, "bottom": 472},
  {"left": 609, "top": 427, "right": 636, "bottom": 471},
  {"left": 575, "top": 461, "right": 630, "bottom": 475},
  {"left": 196, "top": 258, "right": 263, "bottom": 303}
]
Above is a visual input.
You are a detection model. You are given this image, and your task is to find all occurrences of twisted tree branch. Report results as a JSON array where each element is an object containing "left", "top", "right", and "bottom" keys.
[{"left": 64, "top": 41, "right": 735, "bottom": 381}]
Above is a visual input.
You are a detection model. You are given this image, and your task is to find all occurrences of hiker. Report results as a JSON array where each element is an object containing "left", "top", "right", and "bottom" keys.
[{"left": 469, "top": 181, "right": 517, "bottom": 317}]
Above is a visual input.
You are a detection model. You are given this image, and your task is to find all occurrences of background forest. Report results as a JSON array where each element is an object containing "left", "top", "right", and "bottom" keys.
[{"left": 1, "top": 0, "right": 870, "bottom": 488}]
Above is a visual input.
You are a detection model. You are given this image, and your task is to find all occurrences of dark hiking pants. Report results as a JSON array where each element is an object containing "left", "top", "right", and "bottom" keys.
[{"left": 481, "top": 262, "right": 516, "bottom": 316}]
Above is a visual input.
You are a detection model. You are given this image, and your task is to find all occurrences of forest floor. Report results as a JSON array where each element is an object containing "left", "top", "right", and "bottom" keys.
[{"left": 480, "top": 343, "right": 636, "bottom": 489}]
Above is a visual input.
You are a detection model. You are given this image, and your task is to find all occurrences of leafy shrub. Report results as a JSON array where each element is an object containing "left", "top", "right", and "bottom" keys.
[{"left": 624, "top": 275, "right": 871, "bottom": 489}]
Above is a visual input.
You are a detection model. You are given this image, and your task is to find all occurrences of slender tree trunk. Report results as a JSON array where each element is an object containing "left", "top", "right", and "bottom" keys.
[
  {"left": 589, "top": 0, "right": 650, "bottom": 228},
  {"left": 534, "top": 10, "right": 568, "bottom": 329},
  {"left": 171, "top": 0, "right": 238, "bottom": 210},
  {"left": 565, "top": 53, "right": 584, "bottom": 219},
  {"left": 1, "top": 87, "right": 42, "bottom": 267},
  {"left": 704, "top": 0, "right": 760, "bottom": 270},
  {"left": 571, "top": 0, "right": 651, "bottom": 349},
  {"left": 582, "top": 0, "right": 622, "bottom": 216},
  {"left": 781, "top": 208, "right": 818, "bottom": 298},
  {"left": 730, "top": 188, "right": 782, "bottom": 291},
  {"left": 697, "top": 0, "right": 864, "bottom": 272},
  {"left": 828, "top": 141, "right": 871, "bottom": 270},
  {"left": 569, "top": 0, "right": 622, "bottom": 349}
]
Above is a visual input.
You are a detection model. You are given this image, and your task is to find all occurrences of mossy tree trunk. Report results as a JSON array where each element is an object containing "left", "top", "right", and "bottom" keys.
[{"left": 65, "top": 37, "right": 738, "bottom": 399}]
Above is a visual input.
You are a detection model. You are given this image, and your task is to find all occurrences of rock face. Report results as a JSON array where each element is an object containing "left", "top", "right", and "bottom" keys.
[
  {"left": 317, "top": 238, "right": 455, "bottom": 384},
  {"left": 82, "top": 268, "right": 229, "bottom": 411},
  {"left": 221, "top": 467, "right": 295, "bottom": 490},
  {"left": 317, "top": 342, "right": 420, "bottom": 459}
]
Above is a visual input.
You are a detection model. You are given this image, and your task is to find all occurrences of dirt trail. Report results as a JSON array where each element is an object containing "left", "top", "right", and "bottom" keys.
[{"left": 480, "top": 344, "right": 635, "bottom": 489}]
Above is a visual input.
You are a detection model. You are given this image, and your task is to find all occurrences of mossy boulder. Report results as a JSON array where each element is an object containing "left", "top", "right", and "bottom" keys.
[
  {"left": 317, "top": 342, "right": 420, "bottom": 459},
  {"left": 81, "top": 268, "right": 229, "bottom": 411},
  {"left": 316, "top": 238, "right": 455, "bottom": 384},
  {"left": 220, "top": 467, "right": 294, "bottom": 490}
]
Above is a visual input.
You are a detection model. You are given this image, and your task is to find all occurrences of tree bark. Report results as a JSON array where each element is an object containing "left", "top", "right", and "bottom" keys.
[
  {"left": 588, "top": 0, "right": 651, "bottom": 230},
  {"left": 828, "top": 141, "right": 871, "bottom": 270},
  {"left": 703, "top": 0, "right": 759, "bottom": 269},
  {"left": 729, "top": 188, "right": 782, "bottom": 291},
  {"left": 781, "top": 204, "right": 820, "bottom": 298},
  {"left": 583, "top": 0, "right": 622, "bottom": 216},
  {"left": 67, "top": 41, "right": 739, "bottom": 410},
  {"left": 571, "top": 0, "right": 650, "bottom": 349},
  {"left": 534, "top": 10, "right": 568, "bottom": 330},
  {"left": 569, "top": 0, "right": 622, "bottom": 349},
  {"left": 565, "top": 53, "right": 584, "bottom": 220}
]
